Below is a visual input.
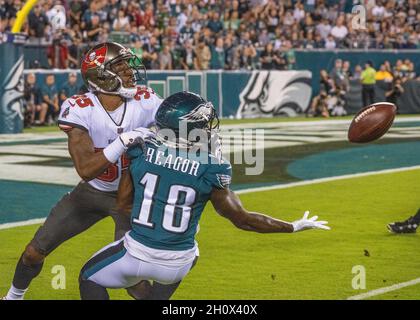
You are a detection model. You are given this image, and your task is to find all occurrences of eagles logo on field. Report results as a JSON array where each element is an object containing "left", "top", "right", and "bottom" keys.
[
  {"left": 179, "top": 102, "right": 213, "bottom": 122},
  {"left": 216, "top": 174, "right": 231, "bottom": 189},
  {"left": 236, "top": 71, "right": 312, "bottom": 118}
]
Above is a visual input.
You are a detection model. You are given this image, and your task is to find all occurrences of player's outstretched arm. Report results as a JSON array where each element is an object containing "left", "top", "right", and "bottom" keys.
[
  {"left": 67, "top": 127, "right": 152, "bottom": 181},
  {"left": 115, "top": 169, "right": 134, "bottom": 217},
  {"left": 210, "top": 188, "right": 330, "bottom": 233},
  {"left": 67, "top": 128, "right": 116, "bottom": 181}
]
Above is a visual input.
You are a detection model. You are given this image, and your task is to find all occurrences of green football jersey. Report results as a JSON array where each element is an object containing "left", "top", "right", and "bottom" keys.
[{"left": 126, "top": 138, "right": 232, "bottom": 251}]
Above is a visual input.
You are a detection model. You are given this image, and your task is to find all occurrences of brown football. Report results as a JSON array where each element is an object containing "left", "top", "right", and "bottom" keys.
[{"left": 348, "top": 102, "right": 397, "bottom": 143}]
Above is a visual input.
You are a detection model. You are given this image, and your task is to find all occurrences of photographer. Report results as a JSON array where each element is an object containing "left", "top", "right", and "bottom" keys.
[
  {"left": 385, "top": 77, "right": 404, "bottom": 107},
  {"left": 308, "top": 70, "right": 334, "bottom": 117}
]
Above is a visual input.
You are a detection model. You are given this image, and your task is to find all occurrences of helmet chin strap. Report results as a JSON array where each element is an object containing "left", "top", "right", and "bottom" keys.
[
  {"left": 117, "top": 85, "right": 137, "bottom": 99},
  {"left": 88, "top": 79, "right": 137, "bottom": 99}
]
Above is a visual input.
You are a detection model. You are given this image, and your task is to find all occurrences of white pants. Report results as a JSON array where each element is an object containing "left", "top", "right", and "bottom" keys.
[{"left": 81, "top": 239, "right": 196, "bottom": 289}]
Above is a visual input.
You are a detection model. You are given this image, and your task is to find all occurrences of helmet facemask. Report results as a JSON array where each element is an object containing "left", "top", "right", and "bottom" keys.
[{"left": 87, "top": 48, "right": 146, "bottom": 99}]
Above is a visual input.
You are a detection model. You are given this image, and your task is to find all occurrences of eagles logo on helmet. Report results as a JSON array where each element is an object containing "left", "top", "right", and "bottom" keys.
[
  {"left": 155, "top": 91, "right": 221, "bottom": 153},
  {"left": 81, "top": 42, "right": 146, "bottom": 99}
]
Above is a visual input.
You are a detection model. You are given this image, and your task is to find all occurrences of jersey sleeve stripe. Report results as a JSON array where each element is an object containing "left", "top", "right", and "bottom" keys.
[{"left": 58, "top": 120, "right": 88, "bottom": 132}]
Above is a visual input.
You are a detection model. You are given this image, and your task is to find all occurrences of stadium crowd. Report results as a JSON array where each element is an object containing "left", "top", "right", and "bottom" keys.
[
  {"left": 1, "top": 0, "right": 420, "bottom": 125},
  {"left": 1, "top": 0, "right": 420, "bottom": 70}
]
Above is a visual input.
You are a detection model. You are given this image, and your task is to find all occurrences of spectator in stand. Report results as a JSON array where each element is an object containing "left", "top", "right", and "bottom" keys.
[
  {"left": 47, "top": 35, "right": 69, "bottom": 69},
  {"left": 113, "top": 9, "right": 130, "bottom": 32},
  {"left": 405, "top": 59, "right": 417, "bottom": 80},
  {"left": 342, "top": 61, "right": 352, "bottom": 92},
  {"left": 330, "top": 59, "right": 345, "bottom": 89},
  {"left": 229, "top": 10, "right": 241, "bottom": 31},
  {"left": 207, "top": 11, "right": 223, "bottom": 35},
  {"left": 260, "top": 42, "right": 276, "bottom": 70},
  {"left": 180, "top": 39, "right": 196, "bottom": 71},
  {"left": 386, "top": 77, "right": 404, "bottom": 107},
  {"left": 69, "top": 0, "right": 84, "bottom": 27},
  {"left": 308, "top": 70, "right": 334, "bottom": 118},
  {"left": 239, "top": 42, "right": 257, "bottom": 70},
  {"left": 324, "top": 34, "right": 336, "bottom": 49},
  {"left": 375, "top": 64, "right": 394, "bottom": 82},
  {"left": 143, "top": 3, "right": 156, "bottom": 30},
  {"left": 142, "top": 36, "right": 160, "bottom": 70},
  {"left": 132, "top": 39, "right": 144, "bottom": 61},
  {"left": 210, "top": 37, "right": 226, "bottom": 70},
  {"left": 23, "top": 73, "right": 44, "bottom": 128},
  {"left": 194, "top": 37, "right": 211, "bottom": 70},
  {"left": 283, "top": 40, "right": 296, "bottom": 70},
  {"left": 84, "top": 14, "right": 103, "bottom": 43},
  {"left": 179, "top": 20, "right": 195, "bottom": 45},
  {"left": 28, "top": 4, "right": 49, "bottom": 38},
  {"left": 40, "top": 74, "right": 59, "bottom": 125},
  {"left": 316, "top": 18, "right": 332, "bottom": 40},
  {"left": 159, "top": 44, "right": 173, "bottom": 70},
  {"left": 330, "top": 16, "right": 348, "bottom": 47},
  {"left": 60, "top": 72, "right": 80, "bottom": 105},
  {"left": 360, "top": 61, "right": 377, "bottom": 107},
  {"left": 352, "top": 65, "right": 363, "bottom": 80}
]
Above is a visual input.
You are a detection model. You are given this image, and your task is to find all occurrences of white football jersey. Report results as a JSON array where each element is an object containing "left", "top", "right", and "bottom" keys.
[{"left": 58, "top": 87, "right": 163, "bottom": 192}]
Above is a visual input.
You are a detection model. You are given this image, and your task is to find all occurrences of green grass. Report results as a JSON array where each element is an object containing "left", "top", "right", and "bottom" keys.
[
  {"left": 1, "top": 169, "right": 419, "bottom": 300},
  {"left": 23, "top": 126, "right": 61, "bottom": 134}
]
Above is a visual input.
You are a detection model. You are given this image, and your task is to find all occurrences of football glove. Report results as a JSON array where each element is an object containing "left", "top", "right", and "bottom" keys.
[
  {"left": 119, "top": 127, "right": 154, "bottom": 150},
  {"left": 104, "top": 128, "right": 154, "bottom": 163},
  {"left": 291, "top": 211, "right": 330, "bottom": 232}
]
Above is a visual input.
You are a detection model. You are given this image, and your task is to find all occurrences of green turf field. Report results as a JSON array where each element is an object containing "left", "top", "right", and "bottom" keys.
[
  {"left": 2, "top": 117, "right": 420, "bottom": 300},
  {"left": 1, "top": 169, "right": 419, "bottom": 300}
]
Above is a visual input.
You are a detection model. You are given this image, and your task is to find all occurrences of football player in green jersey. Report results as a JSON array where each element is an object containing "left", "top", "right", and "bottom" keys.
[{"left": 79, "top": 91, "right": 330, "bottom": 300}]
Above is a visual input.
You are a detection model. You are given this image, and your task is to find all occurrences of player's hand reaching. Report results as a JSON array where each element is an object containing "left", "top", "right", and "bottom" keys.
[
  {"left": 291, "top": 211, "right": 330, "bottom": 232},
  {"left": 119, "top": 128, "right": 154, "bottom": 150},
  {"left": 104, "top": 128, "right": 154, "bottom": 163}
]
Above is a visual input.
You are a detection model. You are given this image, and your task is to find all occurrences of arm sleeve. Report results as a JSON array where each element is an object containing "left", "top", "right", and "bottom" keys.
[{"left": 57, "top": 99, "right": 89, "bottom": 132}]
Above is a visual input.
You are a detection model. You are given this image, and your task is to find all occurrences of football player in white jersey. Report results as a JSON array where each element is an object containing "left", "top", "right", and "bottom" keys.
[{"left": 4, "top": 42, "right": 162, "bottom": 300}]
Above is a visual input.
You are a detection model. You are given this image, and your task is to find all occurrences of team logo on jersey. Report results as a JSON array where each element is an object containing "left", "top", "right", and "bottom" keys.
[
  {"left": 216, "top": 174, "right": 231, "bottom": 189},
  {"left": 81, "top": 46, "right": 107, "bottom": 73},
  {"left": 179, "top": 102, "right": 213, "bottom": 122},
  {"left": 61, "top": 106, "right": 70, "bottom": 119}
]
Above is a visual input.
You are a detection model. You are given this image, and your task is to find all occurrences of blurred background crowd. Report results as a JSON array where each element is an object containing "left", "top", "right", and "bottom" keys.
[
  {"left": 1, "top": 0, "right": 420, "bottom": 70},
  {"left": 1, "top": 0, "right": 420, "bottom": 125},
  {"left": 308, "top": 57, "right": 418, "bottom": 117}
]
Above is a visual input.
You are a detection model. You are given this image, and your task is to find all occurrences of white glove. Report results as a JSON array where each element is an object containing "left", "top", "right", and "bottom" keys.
[
  {"left": 291, "top": 211, "right": 330, "bottom": 232},
  {"left": 103, "top": 128, "right": 154, "bottom": 163},
  {"left": 119, "top": 127, "right": 154, "bottom": 150}
]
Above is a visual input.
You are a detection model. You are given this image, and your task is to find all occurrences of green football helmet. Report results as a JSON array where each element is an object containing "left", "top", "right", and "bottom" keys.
[
  {"left": 155, "top": 91, "right": 220, "bottom": 150},
  {"left": 81, "top": 42, "right": 146, "bottom": 98}
]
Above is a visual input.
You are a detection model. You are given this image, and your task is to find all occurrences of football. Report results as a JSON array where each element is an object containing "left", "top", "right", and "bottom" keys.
[{"left": 347, "top": 102, "right": 397, "bottom": 143}]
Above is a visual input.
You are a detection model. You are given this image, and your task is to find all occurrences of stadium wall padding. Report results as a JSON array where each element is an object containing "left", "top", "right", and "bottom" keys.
[
  {"left": 0, "top": 34, "right": 26, "bottom": 134},
  {"left": 294, "top": 50, "right": 420, "bottom": 96},
  {"left": 24, "top": 70, "right": 313, "bottom": 118}
]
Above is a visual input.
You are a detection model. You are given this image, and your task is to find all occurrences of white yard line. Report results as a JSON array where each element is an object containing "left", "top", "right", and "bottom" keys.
[
  {"left": 2, "top": 164, "right": 420, "bottom": 230},
  {"left": 0, "top": 218, "right": 46, "bottom": 230},
  {"left": 235, "top": 164, "right": 420, "bottom": 194},
  {"left": 347, "top": 277, "right": 420, "bottom": 300}
]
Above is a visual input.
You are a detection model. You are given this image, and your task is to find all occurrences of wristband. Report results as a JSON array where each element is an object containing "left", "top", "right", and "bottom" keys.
[{"left": 103, "top": 138, "right": 125, "bottom": 163}]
